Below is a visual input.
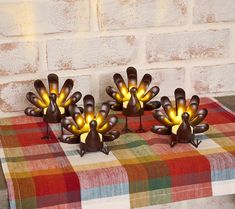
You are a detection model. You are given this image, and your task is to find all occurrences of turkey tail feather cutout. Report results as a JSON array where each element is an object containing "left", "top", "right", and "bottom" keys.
[
  {"left": 152, "top": 110, "right": 174, "bottom": 127},
  {"left": 151, "top": 126, "right": 171, "bottom": 135},
  {"left": 144, "top": 101, "right": 161, "bottom": 111},
  {"left": 106, "top": 86, "right": 124, "bottom": 103},
  {"left": 141, "top": 86, "right": 160, "bottom": 102},
  {"left": 99, "top": 116, "right": 118, "bottom": 134},
  {"left": 57, "top": 79, "right": 74, "bottom": 105},
  {"left": 24, "top": 107, "right": 43, "bottom": 117},
  {"left": 187, "top": 95, "right": 200, "bottom": 120},
  {"left": 60, "top": 95, "right": 120, "bottom": 156},
  {"left": 152, "top": 88, "right": 209, "bottom": 148},
  {"left": 83, "top": 95, "right": 95, "bottom": 123},
  {"left": 113, "top": 74, "right": 129, "bottom": 97},
  {"left": 48, "top": 73, "right": 59, "bottom": 96},
  {"left": 26, "top": 92, "right": 47, "bottom": 108},
  {"left": 190, "top": 108, "right": 208, "bottom": 126},
  {"left": 63, "top": 92, "right": 82, "bottom": 107},
  {"left": 193, "top": 124, "right": 209, "bottom": 134},
  {"left": 175, "top": 88, "right": 186, "bottom": 116},
  {"left": 96, "top": 103, "right": 110, "bottom": 129},
  {"left": 138, "top": 74, "right": 152, "bottom": 95},
  {"left": 161, "top": 96, "right": 176, "bottom": 122},
  {"left": 103, "top": 131, "right": 120, "bottom": 142},
  {"left": 127, "top": 66, "right": 137, "bottom": 89},
  {"left": 34, "top": 80, "right": 50, "bottom": 106}
]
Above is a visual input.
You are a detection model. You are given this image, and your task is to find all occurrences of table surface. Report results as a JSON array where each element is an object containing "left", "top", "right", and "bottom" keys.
[{"left": 0, "top": 96, "right": 235, "bottom": 209}]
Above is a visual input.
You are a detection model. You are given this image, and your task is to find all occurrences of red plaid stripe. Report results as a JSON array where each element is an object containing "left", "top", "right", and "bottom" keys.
[
  {"left": 0, "top": 97, "right": 235, "bottom": 209},
  {"left": 0, "top": 122, "right": 81, "bottom": 209}
]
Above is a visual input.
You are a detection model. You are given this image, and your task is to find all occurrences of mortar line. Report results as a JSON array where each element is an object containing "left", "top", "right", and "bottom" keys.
[
  {"left": 1, "top": 57, "right": 235, "bottom": 84},
  {"left": 1, "top": 24, "right": 235, "bottom": 43}
]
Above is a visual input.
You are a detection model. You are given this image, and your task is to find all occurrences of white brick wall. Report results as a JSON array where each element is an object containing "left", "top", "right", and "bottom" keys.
[
  {"left": 0, "top": 42, "right": 39, "bottom": 76},
  {"left": 0, "top": 0, "right": 235, "bottom": 117},
  {"left": 192, "top": 64, "right": 235, "bottom": 94},
  {"left": 146, "top": 30, "right": 229, "bottom": 62},
  {"left": 193, "top": 0, "right": 235, "bottom": 23},
  {"left": 97, "top": 0, "right": 188, "bottom": 30},
  {"left": 47, "top": 36, "right": 138, "bottom": 71},
  {"left": 0, "top": 1, "right": 90, "bottom": 36}
]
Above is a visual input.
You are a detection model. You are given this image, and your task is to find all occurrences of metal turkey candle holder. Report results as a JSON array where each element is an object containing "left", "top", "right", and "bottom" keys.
[
  {"left": 25, "top": 73, "right": 82, "bottom": 139},
  {"left": 106, "top": 67, "right": 161, "bottom": 133},
  {"left": 61, "top": 95, "right": 120, "bottom": 157},
  {"left": 151, "top": 88, "right": 209, "bottom": 147}
]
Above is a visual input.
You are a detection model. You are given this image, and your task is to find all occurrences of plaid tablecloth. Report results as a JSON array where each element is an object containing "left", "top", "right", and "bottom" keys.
[{"left": 0, "top": 97, "right": 235, "bottom": 209}]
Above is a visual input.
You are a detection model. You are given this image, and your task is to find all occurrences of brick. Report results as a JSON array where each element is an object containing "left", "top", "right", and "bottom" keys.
[
  {"left": 192, "top": 64, "right": 235, "bottom": 94},
  {"left": 60, "top": 75, "right": 92, "bottom": 104},
  {"left": 97, "top": 0, "right": 188, "bottom": 30},
  {"left": 99, "top": 70, "right": 127, "bottom": 102},
  {"left": 99, "top": 67, "right": 185, "bottom": 101},
  {"left": 0, "top": 0, "right": 89, "bottom": 36},
  {"left": 0, "top": 42, "right": 39, "bottom": 76},
  {"left": 193, "top": 0, "right": 235, "bottom": 23},
  {"left": 47, "top": 36, "right": 138, "bottom": 71},
  {"left": 146, "top": 29, "right": 229, "bottom": 63},
  {"left": 0, "top": 80, "right": 34, "bottom": 112},
  {"left": 145, "top": 67, "right": 185, "bottom": 97},
  {"left": 0, "top": 75, "right": 92, "bottom": 112}
]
